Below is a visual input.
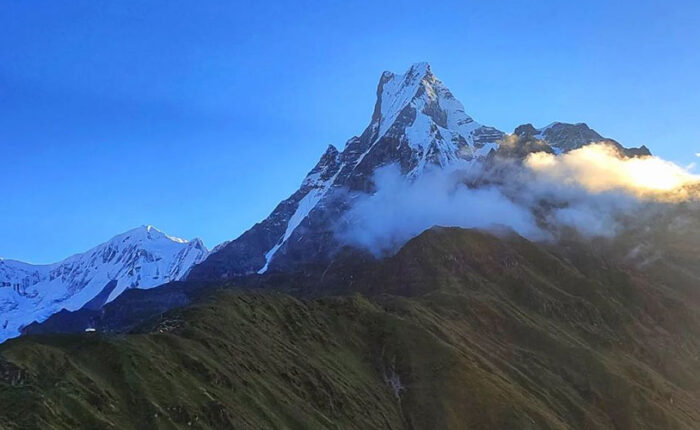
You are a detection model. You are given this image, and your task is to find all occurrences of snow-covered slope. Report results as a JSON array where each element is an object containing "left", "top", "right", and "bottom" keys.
[{"left": 0, "top": 225, "right": 207, "bottom": 342}]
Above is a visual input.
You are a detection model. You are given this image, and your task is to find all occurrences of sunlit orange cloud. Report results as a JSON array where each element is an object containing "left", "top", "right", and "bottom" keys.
[{"left": 524, "top": 143, "right": 700, "bottom": 201}]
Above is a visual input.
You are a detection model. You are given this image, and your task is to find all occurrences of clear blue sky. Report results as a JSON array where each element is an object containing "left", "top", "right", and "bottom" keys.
[{"left": 2, "top": 0, "right": 699, "bottom": 263}]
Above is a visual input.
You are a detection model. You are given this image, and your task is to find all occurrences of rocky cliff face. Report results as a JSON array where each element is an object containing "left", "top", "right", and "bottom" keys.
[{"left": 513, "top": 122, "right": 651, "bottom": 157}]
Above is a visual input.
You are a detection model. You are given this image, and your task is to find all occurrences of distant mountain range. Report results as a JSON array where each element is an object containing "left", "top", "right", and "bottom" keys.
[
  {"left": 1, "top": 63, "right": 653, "bottom": 343},
  {"left": 0, "top": 225, "right": 207, "bottom": 342}
]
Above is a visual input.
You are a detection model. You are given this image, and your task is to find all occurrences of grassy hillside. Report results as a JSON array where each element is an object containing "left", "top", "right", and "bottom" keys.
[{"left": 1, "top": 228, "right": 699, "bottom": 429}]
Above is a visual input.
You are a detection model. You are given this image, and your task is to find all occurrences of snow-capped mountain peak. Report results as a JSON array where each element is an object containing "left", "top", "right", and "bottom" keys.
[
  {"left": 188, "top": 62, "right": 507, "bottom": 279},
  {"left": 373, "top": 62, "right": 435, "bottom": 136},
  {"left": 164, "top": 63, "right": 654, "bottom": 284},
  {"left": 0, "top": 225, "right": 208, "bottom": 343},
  {"left": 369, "top": 62, "right": 488, "bottom": 155},
  {"left": 113, "top": 224, "right": 187, "bottom": 244}
]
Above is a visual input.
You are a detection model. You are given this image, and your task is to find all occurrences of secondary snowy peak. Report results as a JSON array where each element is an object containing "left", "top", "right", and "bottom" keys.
[
  {"left": 514, "top": 122, "right": 651, "bottom": 157},
  {"left": 0, "top": 225, "right": 208, "bottom": 343},
  {"left": 514, "top": 122, "right": 604, "bottom": 154}
]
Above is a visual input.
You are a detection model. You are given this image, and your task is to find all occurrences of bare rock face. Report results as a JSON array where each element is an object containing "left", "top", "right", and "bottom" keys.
[{"left": 513, "top": 122, "right": 651, "bottom": 157}]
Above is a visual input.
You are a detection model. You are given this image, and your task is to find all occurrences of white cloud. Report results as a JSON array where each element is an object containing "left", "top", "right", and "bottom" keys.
[
  {"left": 336, "top": 165, "right": 544, "bottom": 255},
  {"left": 335, "top": 141, "right": 700, "bottom": 254},
  {"left": 525, "top": 143, "right": 700, "bottom": 201}
]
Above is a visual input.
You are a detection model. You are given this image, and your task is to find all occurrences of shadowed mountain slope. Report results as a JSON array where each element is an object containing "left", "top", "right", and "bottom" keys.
[{"left": 3, "top": 228, "right": 700, "bottom": 429}]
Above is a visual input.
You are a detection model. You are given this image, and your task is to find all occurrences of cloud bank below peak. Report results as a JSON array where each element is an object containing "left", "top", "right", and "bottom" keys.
[{"left": 335, "top": 140, "right": 700, "bottom": 255}]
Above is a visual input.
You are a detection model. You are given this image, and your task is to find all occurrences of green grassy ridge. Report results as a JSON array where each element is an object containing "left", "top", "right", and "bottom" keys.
[
  {"left": 1, "top": 294, "right": 405, "bottom": 429},
  {"left": 2, "top": 228, "right": 700, "bottom": 429}
]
